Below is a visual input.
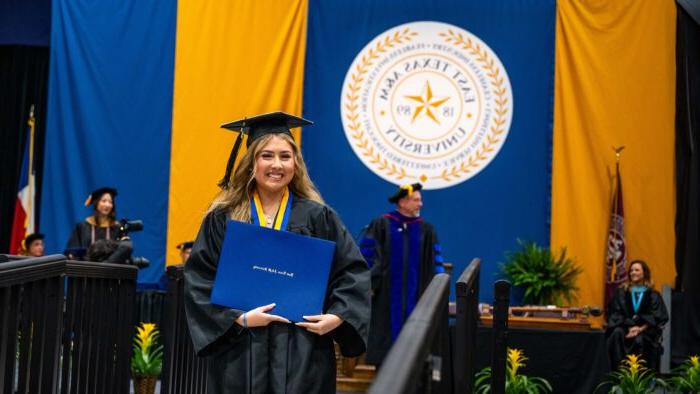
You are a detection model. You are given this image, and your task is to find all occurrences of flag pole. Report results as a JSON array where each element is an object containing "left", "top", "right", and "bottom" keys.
[
  {"left": 27, "top": 105, "right": 36, "bottom": 234},
  {"left": 605, "top": 146, "right": 626, "bottom": 310},
  {"left": 611, "top": 145, "right": 624, "bottom": 217}
]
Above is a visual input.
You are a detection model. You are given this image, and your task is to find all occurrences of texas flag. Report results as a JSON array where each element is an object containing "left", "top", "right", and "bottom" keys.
[{"left": 9, "top": 107, "right": 36, "bottom": 254}]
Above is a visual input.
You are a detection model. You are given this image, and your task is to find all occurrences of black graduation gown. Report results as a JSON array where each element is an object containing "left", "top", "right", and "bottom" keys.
[
  {"left": 606, "top": 287, "right": 669, "bottom": 369},
  {"left": 184, "top": 198, "right": 370, "bottom": 394},
  {"left": 360, "top": 213, "right": 441, "bottom": 365},
  {"left": 66, "top": 218, "right": 120, "bottom": 249}
]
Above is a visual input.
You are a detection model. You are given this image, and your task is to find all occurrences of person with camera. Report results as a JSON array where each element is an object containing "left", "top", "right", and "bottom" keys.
[
  {"left": 66, "top": 187, "right": 121, "bottom": 253},
  {"left": 86, "top": 236, "right": 134, "bottom": 264},
  {"left": 66, "top": 187, "right": 147, "bottom": 265}
]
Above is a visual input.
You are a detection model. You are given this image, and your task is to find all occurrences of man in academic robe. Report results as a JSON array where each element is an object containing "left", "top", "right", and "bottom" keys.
[{"left": 359, "top": 183, "right": 445, "bottom": 365}]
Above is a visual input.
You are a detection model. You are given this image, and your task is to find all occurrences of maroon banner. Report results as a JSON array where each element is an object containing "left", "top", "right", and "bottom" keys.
[{"left": 605, "top": 162, "right": 627, "bottom": 308}]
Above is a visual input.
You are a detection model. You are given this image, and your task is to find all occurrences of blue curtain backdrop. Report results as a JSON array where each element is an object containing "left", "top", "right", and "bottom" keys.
[
  {"left": 303, "top": 0, "right": 556, "bottom": 301},
  {"left": 41, "top": 0, "right": 176, "bottom": 284}
]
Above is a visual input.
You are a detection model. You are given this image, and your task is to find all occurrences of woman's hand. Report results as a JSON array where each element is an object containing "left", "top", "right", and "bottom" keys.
[
  {"left": 625, "top": 325, "right": 645, "bottom": 338},
  {"left": 235, "top": 303, "right": 291, "bottom": 328},
  {"left": 296, "top": 314, "right": 343, "bottom": 335}
]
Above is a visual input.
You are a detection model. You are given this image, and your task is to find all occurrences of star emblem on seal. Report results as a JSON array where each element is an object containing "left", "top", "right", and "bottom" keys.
[{"left": 404, "top": 81, "right": 450, "bottom": 125}]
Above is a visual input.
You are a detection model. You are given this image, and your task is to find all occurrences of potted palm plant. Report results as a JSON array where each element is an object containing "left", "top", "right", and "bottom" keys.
[
  {"left": 131, "top": 322, "right": 163, "bottom": 394},
  {"left": 500, "top": 240, "right": 582, "bottom": 306}
]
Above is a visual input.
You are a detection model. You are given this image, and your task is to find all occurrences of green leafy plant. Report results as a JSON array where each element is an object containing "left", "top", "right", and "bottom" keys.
[
  {"left": 474, "top": 348, "right": 552, "bottom": 393},
  {"left": 131, "top": 322, "right": 163, "bottom": 377},
  {"left": 596, "top": 354, "right": 665, "bottom": 393},
  {"left": 669, "top": 355, "right": 700, "bottom": 393},
  {"left": 501, "top": 240, "right": 582, "bottom": 306}
]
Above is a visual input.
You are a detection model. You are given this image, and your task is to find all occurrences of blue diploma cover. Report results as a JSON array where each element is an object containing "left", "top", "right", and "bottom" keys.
[{"left": 211, "top": 220, "right": 336, "bottom": 322}]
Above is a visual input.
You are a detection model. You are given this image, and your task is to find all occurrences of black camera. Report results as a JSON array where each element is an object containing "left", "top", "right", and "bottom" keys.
[
  {"left": 128, "top": 256, "right": 150, "bottom": 269},
  {"left": 118, "top": 218, "right": 143, "bottom": 237}
]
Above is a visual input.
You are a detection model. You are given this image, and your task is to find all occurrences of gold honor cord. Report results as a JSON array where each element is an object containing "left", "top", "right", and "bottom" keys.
[{"left": 252, "top": 188, "right": 290, "bottom": 230}]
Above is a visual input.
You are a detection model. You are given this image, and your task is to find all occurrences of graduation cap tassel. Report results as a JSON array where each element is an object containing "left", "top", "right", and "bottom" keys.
[
  {"left": 218, "top": 132, "right": 244, "bottom": 189},
  {"left": 218, "top": 112, "right": 312, "bottom": 189}
]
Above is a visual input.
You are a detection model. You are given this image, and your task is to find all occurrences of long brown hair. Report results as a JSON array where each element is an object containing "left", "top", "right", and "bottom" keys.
[
  {"left": 207, "top": 133, "right": 323, "bottom": 221},
  {"left": 91, "top": 192, "right": 116, "bottom": 226},
  {"left": 622, "top": 259, "right": 654, "bottom": 290}
]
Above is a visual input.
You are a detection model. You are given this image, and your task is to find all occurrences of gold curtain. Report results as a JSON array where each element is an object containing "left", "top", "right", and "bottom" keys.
[
  {"left": 166, "top": 0, "right": 308, "bottom": 265},
  {"left": 551, "top": 0, "right": 676, "bottom": 310}
]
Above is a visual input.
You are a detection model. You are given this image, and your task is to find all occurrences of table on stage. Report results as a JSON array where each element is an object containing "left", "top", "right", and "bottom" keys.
[{"left": 450, "top": 322, "right": 610, "bottom": 394}]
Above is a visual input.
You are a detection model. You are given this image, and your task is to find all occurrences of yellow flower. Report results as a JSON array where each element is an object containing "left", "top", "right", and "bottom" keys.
[
  {"left": 131, "top": 322, "right": 163, "bottom": 377},
  {"left": 136, "top": 323, "right": 157, "bottom": 351},
  {"left": 507, "top": 348, "right": 527, "bottom": 378},
  {"left": 623, "top": 354, "right": 646, "bottom": 376},
  {"left": 690, "top": 355, "right": 699, "bottom": 369}
]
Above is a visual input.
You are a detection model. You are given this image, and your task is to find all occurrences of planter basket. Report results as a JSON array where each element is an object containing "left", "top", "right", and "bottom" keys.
[{"left": 133, "top": 375, "right": 157, "bottom": 394}]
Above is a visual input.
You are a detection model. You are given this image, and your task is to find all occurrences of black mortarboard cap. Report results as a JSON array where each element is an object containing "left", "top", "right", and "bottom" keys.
[
  {"left": 176, "top": 241, "right": 194, "bottom": 250},
  {"left": 388, "top": 183, "right": 423, "bottom": 204},
  {"left": 218, "top": 111, "right": 313, "bottom": 189},
  {"left": 24, "top": 233, "right": 44, "bottom": 249},
  {"left": 84, "top": 187, "right": 118, "bottom": 207}
]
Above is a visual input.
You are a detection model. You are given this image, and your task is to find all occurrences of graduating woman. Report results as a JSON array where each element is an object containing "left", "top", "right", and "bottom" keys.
[
  {"left": 606, "top": 259, "right": 669, "bottom": 370},
  {"left": 184, "top": 112, "right": 370, "bottom": 394},
  {"left": 66, "top": 187, "right": 121, "bottom": 253}
]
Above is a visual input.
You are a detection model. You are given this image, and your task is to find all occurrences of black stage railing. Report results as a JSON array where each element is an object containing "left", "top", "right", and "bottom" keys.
[
  {"left": 161, "top": 264, "right": 208, "bottom": 394},
  {"left": 368, "top": 273, "right": 451, "bottom": 394},
  {"left": 0, "top": 254, "right": 137, "bottom": 394},
  {"left": 491, "top": 280, "right": 511, "bottom": 394},
  {"left": 453, "top": 258, "right": 481, "bottom": 393},
  {"left": 135, "top": 288, "right": 167, "bottom": 329}
]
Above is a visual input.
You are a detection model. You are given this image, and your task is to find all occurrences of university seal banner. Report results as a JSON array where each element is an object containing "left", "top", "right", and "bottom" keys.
[
  {"left": 340, "top": 21, "right": 513, "bottom": 189},
  {"left": 303, "top": 0, "right": 555, "bottom": 301}
]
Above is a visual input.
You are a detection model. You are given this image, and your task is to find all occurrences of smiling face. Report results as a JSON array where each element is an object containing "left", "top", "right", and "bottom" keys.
[
  {"left": 254, "top": 135, "right": 296, "bottom": 195},
  {"left": 95, "top": 193, "right": 114, "bottom": 216},
  {"left": 629, "top": 262, "right": 645, "bottom": 285}
]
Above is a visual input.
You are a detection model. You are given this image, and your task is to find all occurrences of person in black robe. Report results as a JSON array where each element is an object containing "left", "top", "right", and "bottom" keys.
[
  {"left": 606, "top": 259, "right": 669, "bottom": 370},
  {"left": 184, "top": 112, "right": 370, "bottom": 394},
  {"left": 66, "top": 187, "right": 121, "bottom": 258},
  {"left": 359, "top": 183, "right": 444, "bottom": 365},
  {"left": 22, "top": 233, "right": 45, "bottom": 257}
]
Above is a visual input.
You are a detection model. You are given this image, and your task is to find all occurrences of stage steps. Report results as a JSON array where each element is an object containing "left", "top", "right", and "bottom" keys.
[{"left": 335, "top": 345, "right": 376, "bottom": 392}]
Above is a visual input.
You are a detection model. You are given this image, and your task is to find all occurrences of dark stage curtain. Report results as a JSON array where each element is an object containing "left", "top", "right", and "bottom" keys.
[
  {"left": 674, "top": 3, "right": 700, "bottom": 361},
  {"left": 0, "top": 45, "right": 48, "bottom": 252}
]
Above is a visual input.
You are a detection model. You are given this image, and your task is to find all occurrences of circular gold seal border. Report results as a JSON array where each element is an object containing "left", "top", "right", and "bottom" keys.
[
  {"left": 343, "top": 27, "right": 510, "bottom": 184},
  {"left": 435, "top": 29, "right": 510, "bottom": 182},
  {"left": 345, "top": 28, "right": 418, "bottom": 181}
]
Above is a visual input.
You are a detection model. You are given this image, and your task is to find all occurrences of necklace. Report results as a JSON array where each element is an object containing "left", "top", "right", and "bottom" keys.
[{"left": 251, "top": 188, "right": 291, "bottom": 230}]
